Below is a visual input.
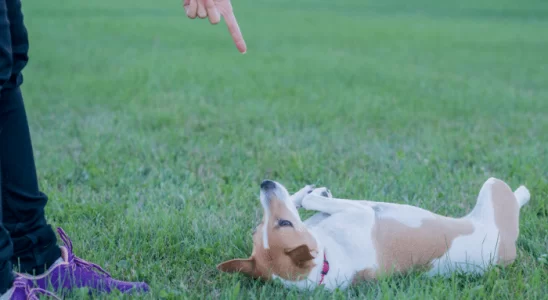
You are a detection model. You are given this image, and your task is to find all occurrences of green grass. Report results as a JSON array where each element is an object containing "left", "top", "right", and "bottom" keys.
[{"left": 19, "top": 0, "right": 548, "bottom": 298}]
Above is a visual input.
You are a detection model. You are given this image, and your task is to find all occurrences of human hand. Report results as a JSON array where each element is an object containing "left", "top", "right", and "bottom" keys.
[{"left": 183, "top": 0, "right": 247, "bottom": 54}]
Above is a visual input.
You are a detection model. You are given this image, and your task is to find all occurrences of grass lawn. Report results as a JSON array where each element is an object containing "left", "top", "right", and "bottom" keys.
[{"left": 20, "top": 0, "right": 548, "bottom": 298}]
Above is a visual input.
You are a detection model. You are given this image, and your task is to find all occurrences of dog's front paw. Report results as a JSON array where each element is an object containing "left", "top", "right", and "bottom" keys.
[
  {"left": 310, "top": 187, "right": 332, "bottom": 198},
  {"left": 292, "top": 184, "right": 315, "bottom": 208},
  {"left": 301, "top": 187, "right": 332, "bottom": 210},
  {"left": 303, "top": 184, "right": 316, "bottom": 195}
]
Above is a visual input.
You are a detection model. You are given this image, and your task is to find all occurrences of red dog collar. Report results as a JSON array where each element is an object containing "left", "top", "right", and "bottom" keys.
[{"left": 318, "top": 251, "right": 330, "bottom": 285}]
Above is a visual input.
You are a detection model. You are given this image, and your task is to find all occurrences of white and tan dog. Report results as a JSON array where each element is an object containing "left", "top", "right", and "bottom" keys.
[{"left": 217, "top": 177, "right": 531, "bottom": 291}]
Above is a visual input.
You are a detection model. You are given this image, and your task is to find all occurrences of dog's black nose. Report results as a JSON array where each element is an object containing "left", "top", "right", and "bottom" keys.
[{"left": 260, "top": 180, "right": 276, "bottom": 190}]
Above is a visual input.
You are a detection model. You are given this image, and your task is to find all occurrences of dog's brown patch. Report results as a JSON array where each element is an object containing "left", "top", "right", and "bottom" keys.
[
  {"left": 352, "top": 268, "right": 376, "bottom": 284},
  {"left": 372, "top": 216, "right": 474, "bottom": 276}
]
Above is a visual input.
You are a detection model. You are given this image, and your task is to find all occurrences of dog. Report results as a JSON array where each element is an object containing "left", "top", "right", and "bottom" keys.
[{"left": 217, "top": 177, "right": 531, "bottom": 291}]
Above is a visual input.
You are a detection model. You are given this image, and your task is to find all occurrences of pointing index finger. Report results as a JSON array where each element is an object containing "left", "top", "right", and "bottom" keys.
[{"left": 217, "top": 2, "right": 247, "bottom": 53}]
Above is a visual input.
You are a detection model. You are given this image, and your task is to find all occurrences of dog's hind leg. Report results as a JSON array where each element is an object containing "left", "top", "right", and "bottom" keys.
[
  {"left": 465, "top": 177, "right": 529, "bottom": 223},
  {"left": 464, "top": 177, "right": 529, "bottom": 265}
]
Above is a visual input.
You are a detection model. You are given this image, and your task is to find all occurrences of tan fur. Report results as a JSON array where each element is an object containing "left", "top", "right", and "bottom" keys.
[
  {"left": 491, "top": 180, "right": 519, "bottom": 265},
  {"left": 352, "top": 268, "right": 376, "bottom": 284},
  {"left": 216, "top": 257, "right": 269, "bottom": 280},
  {"left": 372, "top": 216, "right": 474, "bottom": 276}
]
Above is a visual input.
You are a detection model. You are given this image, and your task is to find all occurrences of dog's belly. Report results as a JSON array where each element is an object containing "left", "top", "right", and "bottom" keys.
[{"left": 305, "top": 201, "right": 501, "bottom": 284}]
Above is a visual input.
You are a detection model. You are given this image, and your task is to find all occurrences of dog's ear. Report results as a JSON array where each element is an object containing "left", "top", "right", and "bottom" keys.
[
  {"left": 284, "top": 244, "right": 315, "bottom": 267},
  {"left": 217, "top": 258, "right": 261, "bottom": 278}
]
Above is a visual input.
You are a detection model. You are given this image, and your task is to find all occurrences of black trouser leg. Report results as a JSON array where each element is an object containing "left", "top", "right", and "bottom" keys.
[
  {"left": 0, "top": 0, "right": 15, "bottom": 293},
  {"left": 1, "top": 87, "right": 61, "bottom": 276},
  {"left": 0, "top": 0, "right": 60, "bottom": 285}
]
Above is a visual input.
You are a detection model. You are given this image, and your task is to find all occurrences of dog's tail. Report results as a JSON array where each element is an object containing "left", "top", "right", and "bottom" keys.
[{"left": 514, "top": 185, "right": 531, "bottom": 208}]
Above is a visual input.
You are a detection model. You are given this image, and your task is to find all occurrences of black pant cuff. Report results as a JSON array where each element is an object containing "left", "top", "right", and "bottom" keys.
[
  {"left": 0, "top": 260, "right": 14, "bottom": 294},
  {"left": 11, "top": 239, "right": 61, "bottom": 275}
]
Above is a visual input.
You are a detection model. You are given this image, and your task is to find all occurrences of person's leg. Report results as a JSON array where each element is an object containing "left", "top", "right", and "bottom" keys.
[
  {"left": 1, "top": 0, "right": 149, "bottom": 295},
  {"left": 0, "top": 0, "right": 61, "bottom": 276},
  {"left": 1, "top": 87, "right": 62, "bottom": 276},
  {"left": 0, "top": 0, "right": 15, "bottom": 294}
]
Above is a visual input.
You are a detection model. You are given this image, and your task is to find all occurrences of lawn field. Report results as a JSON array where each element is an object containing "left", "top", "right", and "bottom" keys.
[{"left": 19, "top": 0, "right": 548, "bottom": 298}]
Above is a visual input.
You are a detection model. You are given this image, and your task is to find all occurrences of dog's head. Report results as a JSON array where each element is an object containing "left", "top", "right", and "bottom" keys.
[{"left": 217, "top": 180, "right": 318, "bottom": 281}]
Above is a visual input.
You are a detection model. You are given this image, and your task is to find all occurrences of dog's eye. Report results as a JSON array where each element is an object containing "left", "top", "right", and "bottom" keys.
[{"left": 278, "top": 219, "right": 293, "bottom": 227}]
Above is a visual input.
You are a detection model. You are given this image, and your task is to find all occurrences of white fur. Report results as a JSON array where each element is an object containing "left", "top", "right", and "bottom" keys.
[
  {"left": 367, "top": 202, "right": 436, "bottom": 228},
  {"left": 259, "top": 189, "right": 271, "bottom": 249},
  {"left": 273, "top": 178, "right": 530, "bottom": 291}
]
